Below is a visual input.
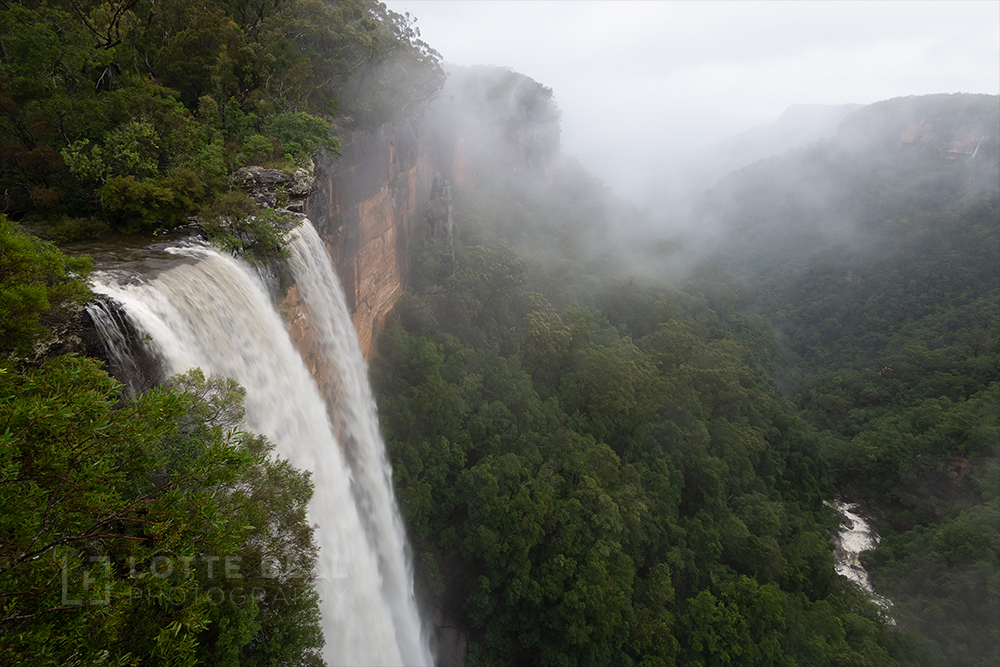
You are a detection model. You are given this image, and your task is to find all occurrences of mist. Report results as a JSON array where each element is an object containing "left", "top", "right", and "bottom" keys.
[
  {"left": 386, "top": 0, "right": 999, "bottom": 213},
  {"left": 382, "top": 4, "right": 999, "bottom": 665},
  {"left": 383, "top": 1, "right": 1000, "bottom": 293}
]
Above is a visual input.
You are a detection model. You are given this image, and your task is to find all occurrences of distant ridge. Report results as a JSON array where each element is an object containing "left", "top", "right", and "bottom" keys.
[
  {"left": 835, "top": 93, "right": 999, "bottom": 159},
  {"left": 634, "top": 103, "right": 861, "bottom": 210}
]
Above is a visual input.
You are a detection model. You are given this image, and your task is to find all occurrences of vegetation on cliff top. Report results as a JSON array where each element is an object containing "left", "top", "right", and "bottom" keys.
[{"left": 0, "top": 0, "right": 443, "bottom": 239}]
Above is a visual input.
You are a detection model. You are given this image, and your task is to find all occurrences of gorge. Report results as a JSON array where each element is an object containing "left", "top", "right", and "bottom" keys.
[
  {"left": 44, "top": 85, "right": 1000, "bottom": 667},
  {"left": 0, "top": 1, "right": 995, "bottom": 662}
]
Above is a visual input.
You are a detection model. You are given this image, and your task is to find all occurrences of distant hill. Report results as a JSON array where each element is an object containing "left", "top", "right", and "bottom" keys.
[
  {"left": 700, "top": 92, "right": 999, "bottom": 370},
  {"left": 688, "top": 93, "right": 999, "bottom": 667},
  {"left": 690, "top": 103, "right": 863, "bottom": 186},
  {"left": 835, "top": 93, "right": 998, "bottom": 158},
  {"left": 631, "top": 103, "right": 861, "bottom": 209}
]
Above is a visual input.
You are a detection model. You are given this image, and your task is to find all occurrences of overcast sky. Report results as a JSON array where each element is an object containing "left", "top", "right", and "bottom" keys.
[{"left": 383, "top": 0, "right": 1000, "bottom": 196}]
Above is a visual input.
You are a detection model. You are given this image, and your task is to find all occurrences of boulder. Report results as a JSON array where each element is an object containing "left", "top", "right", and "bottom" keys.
[{"left": 234, "top": 160, "right": 315, "bottom": 215}]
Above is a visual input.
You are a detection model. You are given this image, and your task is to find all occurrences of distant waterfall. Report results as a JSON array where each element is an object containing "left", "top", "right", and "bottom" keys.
[{"left": 89, "top": 224, "right": 431, "bottom": 666}]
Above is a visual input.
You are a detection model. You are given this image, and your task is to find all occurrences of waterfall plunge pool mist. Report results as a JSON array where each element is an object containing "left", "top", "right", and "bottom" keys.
[{"left": 87, "top": 222, "right": 432, "bottom": 666}]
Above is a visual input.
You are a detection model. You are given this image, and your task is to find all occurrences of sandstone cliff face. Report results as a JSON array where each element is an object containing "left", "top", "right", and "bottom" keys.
[
  {"left": 896, "top": 120, "right": 988, "bottom": 157},
  {"left": 836, "top": 93, "right": 999, "bottom": 163},
  {"left": 307, "top": 120, "right": 433, "bottom": 359},
  {"left": 301, "top": 74, "right": 559, "bottom": 360}
]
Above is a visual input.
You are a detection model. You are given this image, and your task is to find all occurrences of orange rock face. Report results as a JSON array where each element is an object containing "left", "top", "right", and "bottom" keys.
[
  {"left": 945, "top": 134, "right": 986, "bottom": 156},
  {"left": 451, "top": 136, "right": 469, "bottom": 188},
  {"left": 303, "top": 110, "right": 555, "bottom": 360},
  {"left": 349, "top": 182, "right": 406, "bottom": 358},
  {"left": 898, "top": 120, "right": 934, "bottom": 144},
  {"left": 306, "top": 122, "right": 433, "bottom": 359}
]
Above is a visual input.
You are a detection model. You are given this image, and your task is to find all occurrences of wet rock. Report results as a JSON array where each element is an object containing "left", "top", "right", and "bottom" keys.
[
  {"left": 84, "top": 295, "right": 164, "bottom": 397},
  {"left": 435, "top": 614, "right": 468, "bottom": 667},
  {"left": 33, "top": 300, "right": 101, "bottom": 361},
  {"left": 234, "top": 160, "right": 315, "bottom": 215}
]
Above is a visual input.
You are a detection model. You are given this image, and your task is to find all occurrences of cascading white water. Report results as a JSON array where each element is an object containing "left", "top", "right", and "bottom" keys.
[
  {"left": 86, "top": 299, "right": 141, "bottom": 395},
  {"left": 285, "top": 223, "right": 430, "bottom": 663},
  {"left": 89, "top": 226, "right": 431, "bottom": 666},
  {"left": 826, "top": 500, "right": 895, "bottom": 622}
]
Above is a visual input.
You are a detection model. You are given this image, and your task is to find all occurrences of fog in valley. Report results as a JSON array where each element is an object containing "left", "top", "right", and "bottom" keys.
[
  {"left": 379, "top": 5, "right": 1000, "bottom": 665},
  {"left": 2, "top": 2, "right": 997, "bottom": 665},
  {"left": 387, "top": 0, "right": 999, "bottom": 249}
]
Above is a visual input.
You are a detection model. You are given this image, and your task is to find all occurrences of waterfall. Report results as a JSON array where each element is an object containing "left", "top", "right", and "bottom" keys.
[
  {"left": 285, "top": 223, "right": 428, "bottom": 662},
  {"left": 86, "top": 295, "right": 162, "bottom": 397},
  {"left": 89, "top": 224, "right": 432, "bottom": 666}
]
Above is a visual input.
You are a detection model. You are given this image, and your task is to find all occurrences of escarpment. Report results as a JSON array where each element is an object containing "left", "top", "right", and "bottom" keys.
[{"left": 306, "top": 122, "right": 432, "bottom": 359}]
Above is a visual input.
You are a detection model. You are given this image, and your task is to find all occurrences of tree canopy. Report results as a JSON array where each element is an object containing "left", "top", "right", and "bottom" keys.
[
  {"left": 371, "top": 91, "right": 998, "bottom": 667},
  {"left": 0, "top": 0, "right": 443, "bottom": 237}
]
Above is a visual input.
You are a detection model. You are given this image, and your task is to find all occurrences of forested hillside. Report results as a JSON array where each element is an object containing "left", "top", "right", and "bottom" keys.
[
  {"left": 372, "top": 89, "right": 998, "bottom": 665},
  {"left": 700, "top": 93, "right": 1000, "bottom": 666},
  {"left": 0, "top": 0, "right": 442, "bottom": 240},
  {"left": 703, "top": 94, "right": 998, "bottom": 372},
  {"left": 373, "top": 183, "right": 893, "bottom": 666}
]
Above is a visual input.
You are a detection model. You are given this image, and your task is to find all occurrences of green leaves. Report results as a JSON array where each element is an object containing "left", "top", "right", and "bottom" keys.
[
  {"left": 62, "top": 120, "right": 161, "bottom": 183},
  {"left": 0, "top": 217, "right": 92, "bottom": 358},
  {"left": 0, "top": 357, "right": 321, "bottom": 665},
  {"left": 261, "top": 112, "right": 341, "bottom": 160},
  {"left": 201, "top": 191, "right": 302, "bottom": 265},
  {"left": 0, "top": 0, "right": 441, "bottom": 229}
]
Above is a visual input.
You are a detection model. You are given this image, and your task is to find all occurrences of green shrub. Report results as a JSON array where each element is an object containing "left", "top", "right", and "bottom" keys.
[
  {"left": 0, "top": 215, "right": 91, "bottom": 358},
  {"left": 99, "top": 176, "right": 176, "bottom": 233},
  {"left": 201, "top": 191, "right": 301, "bottom": 265},
  {"left": 261, "top": 112, "right": 341, "bottom": 160},
  {"left": 45, "top": 216, "right": 111, "bottom": 243},
  {"left": 240, "top": 134, "right": 285, "bottom": 167}
]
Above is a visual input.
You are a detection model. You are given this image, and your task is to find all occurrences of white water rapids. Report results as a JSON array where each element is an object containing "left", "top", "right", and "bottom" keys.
[
  {"left": 90, "top": 222, "right": 432, "bottom": 666},
  {"left": 827, "top": 500, "right": 895, "bottom": 622}
]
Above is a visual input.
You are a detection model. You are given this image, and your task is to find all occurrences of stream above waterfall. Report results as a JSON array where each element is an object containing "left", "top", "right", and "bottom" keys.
[{"left": 67, "top": 230, "right": 203, "bottom": 274}]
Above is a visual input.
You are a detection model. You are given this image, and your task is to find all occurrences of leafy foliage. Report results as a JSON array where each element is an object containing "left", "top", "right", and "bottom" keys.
[
  {"left": 0, "top": 235, "right": 322, "bottom": 665},
  {"left": 201, "top": 191, "right": 303, "bottom": 265},
  {"left": 0, "top": 215, "right": 92, "bottom": 358},
  {"left": 372, "top": 161, "right": 904, "bottom": 666},
  {"left": 0, "top": 0, "right": 442, "bottom": 233}
]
